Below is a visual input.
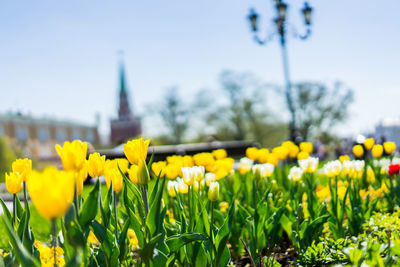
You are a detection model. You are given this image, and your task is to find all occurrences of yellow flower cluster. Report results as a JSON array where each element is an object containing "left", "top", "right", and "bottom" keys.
[
  {"left": 128, "top": 229, "right": 139, "bottom": 249},
  {"left": 245, "top": 141, "right": 312, "bottom": 168},
  {"left": 5, "top": 158, "right": 32, "bottom": 194},
  {"left": 35, "top": 241, "right": 65, "bottom": 267},
  {"left": 152, "top": 149, "right": 233, "bottom": 181}
]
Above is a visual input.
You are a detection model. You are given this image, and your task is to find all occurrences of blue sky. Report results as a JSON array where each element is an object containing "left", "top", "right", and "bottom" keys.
[{"left": 0, "top": 0, "right": 399, "bottom": 139}]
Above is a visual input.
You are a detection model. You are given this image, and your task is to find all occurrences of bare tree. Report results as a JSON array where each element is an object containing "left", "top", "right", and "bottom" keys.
[
  {"left": 292, "top": 81, "right": 354, "bottom": 140},
  {"left": 157, "top": 87, "right": 189, "bottom": 144}
]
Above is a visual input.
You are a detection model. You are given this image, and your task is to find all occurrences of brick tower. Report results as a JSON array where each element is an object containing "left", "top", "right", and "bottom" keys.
[{"left": 110, "top": 60, "right": 142, "bottom": 144}]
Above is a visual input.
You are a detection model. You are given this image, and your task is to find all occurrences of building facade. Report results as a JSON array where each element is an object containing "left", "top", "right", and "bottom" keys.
[
  {"left": 110, "top": 61, "right": 142, "bottom": 144},
  {"left": 375, "top": 117, "right": 400, "bottom": 145},
  {"left": 0, "top": 113, "right": 99, "bottom": 159}
]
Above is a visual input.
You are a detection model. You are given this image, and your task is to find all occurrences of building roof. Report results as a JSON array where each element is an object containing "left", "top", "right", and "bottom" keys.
[{"left": 0, "top": 112, "right": 96, "bottom": 128}]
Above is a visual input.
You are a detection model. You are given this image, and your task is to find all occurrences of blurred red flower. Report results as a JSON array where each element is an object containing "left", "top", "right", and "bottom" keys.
[{"left": 388, "top": 164, "right": 400, "bottom": 176}]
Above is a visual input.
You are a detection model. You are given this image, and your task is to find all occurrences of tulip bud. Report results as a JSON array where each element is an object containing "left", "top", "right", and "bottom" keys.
[
  {"left": 127, "top": 165, "right": 139, "bottom": 184},
  {"left": 372, "top": 144, "right": 383, "bottom": 158},
  {"left": 5, "top": 172, "right": 23, "bottom": 194},
  {"left": 246, "top": 147, "right": 259, "bottom": 161},
  {"left": 182, "top": 167, "right": 195, "bottom": 186},
  {"left": 123, "top": 138, "right": 150, "bottom": 165},
  {"left": 167, "top": 181, "right": 178, "bottom": 197},
  {"left": 364, "top": 138, "right": 375, "bottom": 150},
  {"left": 384, "top": 142, "right": 396, "bottom": 155},
  {"left": 88, "top": 152, "right": 106, "bottom": 178},
  {"left": 300, "top": 142, "right": 313, "bottom": 154},
  {"left": 137, "top": 159, "right": 150, "bottom": 185},
  {"left": 12, "top": 158, "right": 32, "bottom": 182},
  {"left": 353, "top": 145, "right": 364, "bottom": 158},
  {"left": 55, "top": 140, "right": 87, "bottom": 171},
  {"left": 205, "top": 173, "right": 216, "bottom": 187},
  {"left": 208, "top": 181, "right": 219, "bottom": 202}
]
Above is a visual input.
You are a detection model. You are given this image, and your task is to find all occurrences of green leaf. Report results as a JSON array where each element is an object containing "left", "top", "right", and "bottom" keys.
[
  {"left": 194, "top": 191, "right": 210, "bottom": 236},
  {"left": 0, "top": 198, "right": 12, "bottom": 223},
  {"left": 127, "top": 209, "right": 144, "bottom": 248},
  {"left": 64, "top": 206, "right": 86, "bottom": 247},
  {"left": 79, "top": 179, "right": 100, "bottom": 226},
  {"left": 118, "top": 218, "right": 130, "bottom": 262},
  {"left": 101, "top": 183, "right": 113, "bottom": 228},
  {"left": 215, "top": 201, "right": 235, "bottom": 267},
  {"left": 1, "top": 216, "right": 40, "bottom": 267},
  {"left": 166, "top": 232, "right": 208, "bottom": 252},
  {"left": 15, "top": 196, "right": 24, "bottom": 221},
  {"left": 91, "top": 220, "right": 120, "bottom": 265},
  {"left": 146, "top": 176, "right": 166, "bottom": 236},
  {"left": 279, "top": 214, "right": 292, "bottom": 239}
]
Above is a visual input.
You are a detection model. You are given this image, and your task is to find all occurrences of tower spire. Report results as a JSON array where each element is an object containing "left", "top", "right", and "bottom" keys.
[{"left": 117, "top": 52, "right": 133, "bottom": 120}]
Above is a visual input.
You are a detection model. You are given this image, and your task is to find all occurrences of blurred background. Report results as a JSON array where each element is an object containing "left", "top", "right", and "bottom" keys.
[{"left": 0, "top": 0, "right": 399, "bottom": 175}]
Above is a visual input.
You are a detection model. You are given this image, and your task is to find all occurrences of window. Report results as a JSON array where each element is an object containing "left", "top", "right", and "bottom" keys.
[
  {"left": 72, "top": 128, "right": 81, "bottom": 140},
  {"left": 16, "top": 126, "right": 28, "bottom": 141},
  {"left": 56, "top": 128, "right": 67, "bottom": 142},
  {"left": 86, "top": 129, "right": 95, "bottom": 143},
  {"left": 38, "top": 128, "right": 50, "bottom": 142}
]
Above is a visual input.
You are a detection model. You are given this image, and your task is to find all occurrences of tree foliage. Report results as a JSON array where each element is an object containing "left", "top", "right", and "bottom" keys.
[
  {"left": 292, "top": 81, "right": 353, "bottom": 140},
  {"left": 156, "top": 87, "right": 189, "bottom": 145},
  {"left": 197, "top": 70, "right": 287, "bottom": 147}
]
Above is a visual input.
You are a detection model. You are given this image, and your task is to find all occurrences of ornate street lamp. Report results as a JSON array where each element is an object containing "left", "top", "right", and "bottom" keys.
[{"left": 247, "top": 1, "right": 313, "bottom": 141}]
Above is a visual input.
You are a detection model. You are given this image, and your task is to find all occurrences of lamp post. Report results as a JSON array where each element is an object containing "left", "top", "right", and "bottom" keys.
[{"left": 248, "top": 1, "right": 313, "bottom": 141}]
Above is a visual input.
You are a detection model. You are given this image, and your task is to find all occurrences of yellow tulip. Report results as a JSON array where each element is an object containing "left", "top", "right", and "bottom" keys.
[
  {"left": 352, "top": 145, "right": 364, "bottom": 158},
  {"left": 165, "top": 164, "right": 180, "bottom": 180},
  {"left": 272, "top": 146, "right": 288, "bottom": 161},
  {"left": 339, "top": 155, "right": 350, "bottom": 163},
  {"left": 12, "top": 158, "right": 32, "bottom": 182},
  {"left": 182, "top": 167, "right": 195, "bottom": 186},
  {"left": 5, "top": 172, "right": 23, "bottom": 194},
  {"left": 152, "top": 161, "right": 166, "bottom": 177},
  {"left": 384, "top": 142, "right": 396, "bottom": 154},
  {"left": 123, "top": 138, "right": 150, "bottom": 165},
  {"left": 182, "top": 155, "right": 194, "bottom": 167},
  {"left": 128, "top": 229, "right": 139, "bottom": 249},
  {"left": 87, "top": 152, "right": 105, "bottom": 178},
  {"left": 55, "top": 140, "right": 87, "bottom": 171},
  {"left": 212, "top": 149, "right": 227, "bottom": 160},
  {"left": 128, "top": 165, "right": 139, "bottom": 184},
  {"left": 372, "top": 144, "right": 383, "bottom": 158},
  {"left": 266, "top": 153, "right": 278, "bottom": 166},
  {"left": 289, "top": 145, "right": 299, "bottom": 158},
  {"left": 245, "top": 147, "right": 259, "bottom": 161},
  {"left": 168, "top": 181, "right": 178, "bottom": 197},
  {"left": 257, "top": 148, "right": 270, "bottom": 163},
  {"left": 104, "top": 169, "right": 123, "bottom": 193},
  {"left": 364, "top": 138, "right": 375, "bottom": 150},
  {"left": 300, "top": 142, "right": 313, "bottom": 154},
  {"left": 208, "top": 181, "right": 219, "bottom": 202},
  {"left": 114, "top": 158, "right": 129, "bottom": 173},
  {"left": 219, "top": 201, "right": 229, "bottom": 212},
  {"left": 27, "top": 168, "right": 74, "bottom": 219},
  {"left": 297, "top": 151, "right": 309, "bottom": 161}
]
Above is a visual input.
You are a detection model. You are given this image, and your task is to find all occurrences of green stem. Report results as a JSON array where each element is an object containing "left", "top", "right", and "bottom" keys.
[
  {"left": 210, "top": 201, "right": 215, "bottom": 266},
  {"left": 12, "top": 194, "right": 16, "bottom": 228},
  {"left": 142, "top": 184, "right": 149, "bottom": 218},
  {"left": 23, "top": 182, "right": 28, "bottom": 210},
  {"left": 52, "top": 219, "right": 57, "bottom": 267},
  {"left": 188, "top": 185, "right": 192, "bottom": 230},
  {"left": 74, "top": 183, "right": 80, "bottom": 220},
  {"left": 114, "top": 193, "right": 119, "bottom": 238}
]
